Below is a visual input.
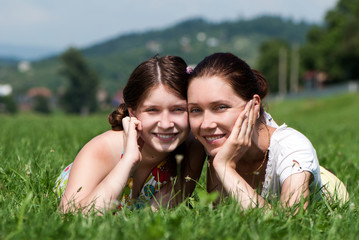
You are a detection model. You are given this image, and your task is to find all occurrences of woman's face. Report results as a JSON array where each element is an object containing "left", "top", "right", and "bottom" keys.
[
  {"left": 187, "top": 76, "right": 247, "bottom": 156},
  {"left": 132, "top": 85, "right": 189, "bottom": 153}
]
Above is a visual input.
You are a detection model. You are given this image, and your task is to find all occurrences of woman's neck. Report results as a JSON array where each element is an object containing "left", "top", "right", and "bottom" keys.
[{"left": 243, "top": 123, "right": 273, "bottom": 164}]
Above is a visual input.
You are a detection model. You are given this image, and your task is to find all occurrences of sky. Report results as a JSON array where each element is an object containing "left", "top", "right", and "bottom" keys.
[{"left": 0, "top": 0, "right": 339, "bottom": 57}]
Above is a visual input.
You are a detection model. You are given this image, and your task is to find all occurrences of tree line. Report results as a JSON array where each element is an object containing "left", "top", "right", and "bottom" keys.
[{"left": 1, "top": 0, "right": 358, "bottom": 114}]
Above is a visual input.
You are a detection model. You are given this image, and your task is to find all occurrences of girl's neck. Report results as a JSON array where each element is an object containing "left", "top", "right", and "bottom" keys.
[{"left": 140, "top": 143, "right": 171, "bottom": 168}]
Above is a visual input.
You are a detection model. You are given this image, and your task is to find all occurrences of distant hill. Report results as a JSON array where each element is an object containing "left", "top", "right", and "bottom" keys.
[
  {"left": 0, "top": 16, "right": 313, "bottom": 95},
  {"left": 0, "top": 43, "right": 60, "bottom": 61}
]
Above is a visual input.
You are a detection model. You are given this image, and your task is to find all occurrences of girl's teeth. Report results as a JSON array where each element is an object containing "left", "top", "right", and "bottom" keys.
[{"left": 157, "top": 134, "right": 174, "bottom": 139}]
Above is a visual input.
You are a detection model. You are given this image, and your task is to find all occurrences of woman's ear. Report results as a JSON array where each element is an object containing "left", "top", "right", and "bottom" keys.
[
  {"left": 252, "top": 94, "right": 261, "bottom": 106},
  {"left": 128, "top": 108, "right": 136, "bottom": 117},
  {"left": 252, "top": 95, "right": 261, "bottom": 119}
]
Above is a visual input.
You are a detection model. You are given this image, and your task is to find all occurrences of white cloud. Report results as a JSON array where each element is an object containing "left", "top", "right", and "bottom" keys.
[
  {"left": 0, "top": 0, "right": 51, "bottom": 27},
  {"left": 0, "top": 0, "right": 339, "bottom": 49}
]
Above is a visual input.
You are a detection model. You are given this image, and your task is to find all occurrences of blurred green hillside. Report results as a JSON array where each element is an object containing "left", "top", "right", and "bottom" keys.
[{"left": 0, "top": 16, "right": 312, "bottom": 95}]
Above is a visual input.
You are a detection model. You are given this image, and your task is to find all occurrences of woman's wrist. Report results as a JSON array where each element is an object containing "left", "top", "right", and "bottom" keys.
[{"left": 212, "top": 156, "right": 235, "bottom": 171}]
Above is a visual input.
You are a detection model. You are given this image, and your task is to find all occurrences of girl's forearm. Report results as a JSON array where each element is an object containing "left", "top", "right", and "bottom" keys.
[{"left": 62, "top": 158, "right": 136, "bottom": 213}]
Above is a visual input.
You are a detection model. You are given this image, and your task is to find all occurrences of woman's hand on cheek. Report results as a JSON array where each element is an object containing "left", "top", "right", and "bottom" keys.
[
  {"left": 122, "top": 116, "right": 143, "bottom": 170},
  {"left": 212, "top": 100, "right": 256, "bottom": 169}
]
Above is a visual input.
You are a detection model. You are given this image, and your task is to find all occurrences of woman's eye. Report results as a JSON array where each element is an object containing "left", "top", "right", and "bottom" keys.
[
  {"left": 189, "top": 108, "right": 201, "bottom": 113},
  {"left": 146, "top": 108, "right": 158, "bottom": 112},
  {"left": 215, "top": 105, "right": 229, "bottom": 111}
]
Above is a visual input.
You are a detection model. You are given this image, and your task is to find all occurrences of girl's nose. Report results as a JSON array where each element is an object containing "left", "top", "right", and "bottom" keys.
[{"left": 157, "top": 111, "right": 174, "bottom": 129}]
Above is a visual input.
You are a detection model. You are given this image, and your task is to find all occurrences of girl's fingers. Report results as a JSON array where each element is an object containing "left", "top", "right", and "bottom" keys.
[{"left": 122, "top": 116, "right": 142, "bottom": 147}]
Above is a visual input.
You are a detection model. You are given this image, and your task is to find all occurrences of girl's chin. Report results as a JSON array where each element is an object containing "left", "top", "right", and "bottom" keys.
[{"left": 152, "top": 140, "right": 180, "bottom": 153}]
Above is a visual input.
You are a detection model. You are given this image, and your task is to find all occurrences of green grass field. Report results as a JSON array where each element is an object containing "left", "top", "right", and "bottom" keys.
[{"left": 1, "top": 93, "right": 359, "bottom": 239}]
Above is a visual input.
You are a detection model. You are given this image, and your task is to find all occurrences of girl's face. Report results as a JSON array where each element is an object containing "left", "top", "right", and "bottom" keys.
[
  {"left": 131, "top": 85, "right": 189, "bottom": 153},
  {"left": 187, "top": 76, "right": 247, "bottom": 156}
]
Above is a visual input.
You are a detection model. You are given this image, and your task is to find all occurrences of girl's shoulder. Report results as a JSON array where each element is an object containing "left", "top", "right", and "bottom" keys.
[
  {"left": 86, "top": 130, "right": 124, "bottom": 148},
  {"left": 76, "top": 130, "right": 124, "bottom": 164}
]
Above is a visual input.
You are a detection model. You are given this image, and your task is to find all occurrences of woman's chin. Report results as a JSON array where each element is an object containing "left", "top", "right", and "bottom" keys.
[{"left": 205, "top": 147, "right": 220, "bottom": 157}]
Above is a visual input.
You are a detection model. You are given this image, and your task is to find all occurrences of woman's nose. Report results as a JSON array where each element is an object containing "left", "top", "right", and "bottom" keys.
[{"left": 200, "top": 111, "right": 217, "bottom": 129}]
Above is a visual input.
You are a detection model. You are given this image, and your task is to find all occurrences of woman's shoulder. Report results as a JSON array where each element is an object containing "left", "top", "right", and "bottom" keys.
[{"left": 270, "top": 124, "right": 315, "bottom": 151}]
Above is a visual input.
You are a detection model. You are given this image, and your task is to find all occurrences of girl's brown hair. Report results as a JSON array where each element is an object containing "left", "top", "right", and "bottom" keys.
[{"left": 109, "top": 55, "right": 189, "bottom": 130}]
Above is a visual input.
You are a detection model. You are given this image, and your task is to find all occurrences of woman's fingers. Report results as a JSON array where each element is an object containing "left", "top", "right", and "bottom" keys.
[
  {"left": 238, "top": 100, "right": 252, "bottom": 141},
  {"left": 230, "top": 100, "right": 252, "bottom": 139},
  {"left": 244, "top": 100, "right": 256, "bottom": 139}
]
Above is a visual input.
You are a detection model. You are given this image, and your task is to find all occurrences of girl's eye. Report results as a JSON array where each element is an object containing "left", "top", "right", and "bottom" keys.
[
  {"left": 145, "top": 108, "right": 158, "bottom": 112},
  {"left": 172, "top": 107, "right": 186, "bottom": 112}
]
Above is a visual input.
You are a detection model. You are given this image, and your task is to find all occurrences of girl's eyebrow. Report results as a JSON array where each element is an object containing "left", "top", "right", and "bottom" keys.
[
  {"left": 141, "top": 104, "right": 158, "bottom": 108},
  {"left": 141, "top": 103, "right": 187, "bottom": 108}
]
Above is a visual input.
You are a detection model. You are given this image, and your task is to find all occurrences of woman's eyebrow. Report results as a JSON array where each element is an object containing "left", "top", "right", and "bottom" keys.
[{"left": 188, "top": 100, "right": 231, "bottom": 106}]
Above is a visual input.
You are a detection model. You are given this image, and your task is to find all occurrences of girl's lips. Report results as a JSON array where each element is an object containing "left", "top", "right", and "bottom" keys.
[
  {"left": 203, "top": 134, "right": 226, "bottom": 143},
  {"left": 153, "top": 133, "right": 178, "bottom": 142}
]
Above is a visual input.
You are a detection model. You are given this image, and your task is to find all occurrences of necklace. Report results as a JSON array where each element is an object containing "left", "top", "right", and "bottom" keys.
[{"left": 252, "top": 124, "right": 271, "bottom": 176}]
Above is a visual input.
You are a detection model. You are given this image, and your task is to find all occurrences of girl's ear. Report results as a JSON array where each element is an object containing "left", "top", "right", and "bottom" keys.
[{"left": 128, "top": 108, "right": 136, "bottom": 117}]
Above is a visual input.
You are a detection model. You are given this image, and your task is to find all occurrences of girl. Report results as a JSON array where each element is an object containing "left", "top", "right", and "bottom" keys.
[
  {"left": 55, "top": 55, "right": 205, "bottom": 213},
  {"left": 187, "top": 52, "right": 348, "bottom": 209}
]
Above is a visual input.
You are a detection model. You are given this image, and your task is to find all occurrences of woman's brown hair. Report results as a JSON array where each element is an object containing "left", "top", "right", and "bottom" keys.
[{"left": 188, "top": 52, "right": 269, "bottom": 116}]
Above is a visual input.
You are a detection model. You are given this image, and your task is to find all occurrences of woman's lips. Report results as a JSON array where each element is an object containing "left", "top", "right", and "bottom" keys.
[{"left": 203, "top": 134, "right": 226, "bottom": 143}]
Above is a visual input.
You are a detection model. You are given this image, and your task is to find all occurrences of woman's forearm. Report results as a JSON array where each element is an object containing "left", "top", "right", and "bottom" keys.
[{"left": 213, "top": 163, "right": 266, "bottom": 209}]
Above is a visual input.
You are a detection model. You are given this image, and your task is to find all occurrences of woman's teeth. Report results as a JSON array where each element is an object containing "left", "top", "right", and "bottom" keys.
[{"left": 205, "top": 135, "right": 223, "bottom": 141}]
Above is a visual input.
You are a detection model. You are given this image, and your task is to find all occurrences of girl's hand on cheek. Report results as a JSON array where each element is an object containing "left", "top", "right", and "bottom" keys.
[
  {"left": 122, "top": 116, "right": 143, "bottom": 169},
  {"left": 213, "top": 100, "right": 256, "bottom": 169}
]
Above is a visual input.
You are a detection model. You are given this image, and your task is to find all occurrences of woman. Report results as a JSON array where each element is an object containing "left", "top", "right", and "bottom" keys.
[
  {"left": 187, "top": 52, "right": 348, "bottom": 209},
  {"left": 55, "top": 55, "right": 205, "bottom": 213}
]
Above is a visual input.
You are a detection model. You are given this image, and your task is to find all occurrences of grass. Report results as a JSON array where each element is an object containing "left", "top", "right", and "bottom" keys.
[{"left": 1, "top": 93, "right": 359, "bottom": 239}]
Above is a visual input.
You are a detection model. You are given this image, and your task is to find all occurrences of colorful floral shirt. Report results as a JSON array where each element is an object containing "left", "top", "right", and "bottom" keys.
[{"left": 54, "top": 160, "right": 171, "bottom": 209}]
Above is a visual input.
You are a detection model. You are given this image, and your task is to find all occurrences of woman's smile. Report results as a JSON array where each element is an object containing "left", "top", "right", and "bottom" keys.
[
  {"left": 188, "top": 76, "right": 247, "bottom": 156},
  {"left": 203, "top": 134, "right": 226, "bottom": 143}
]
